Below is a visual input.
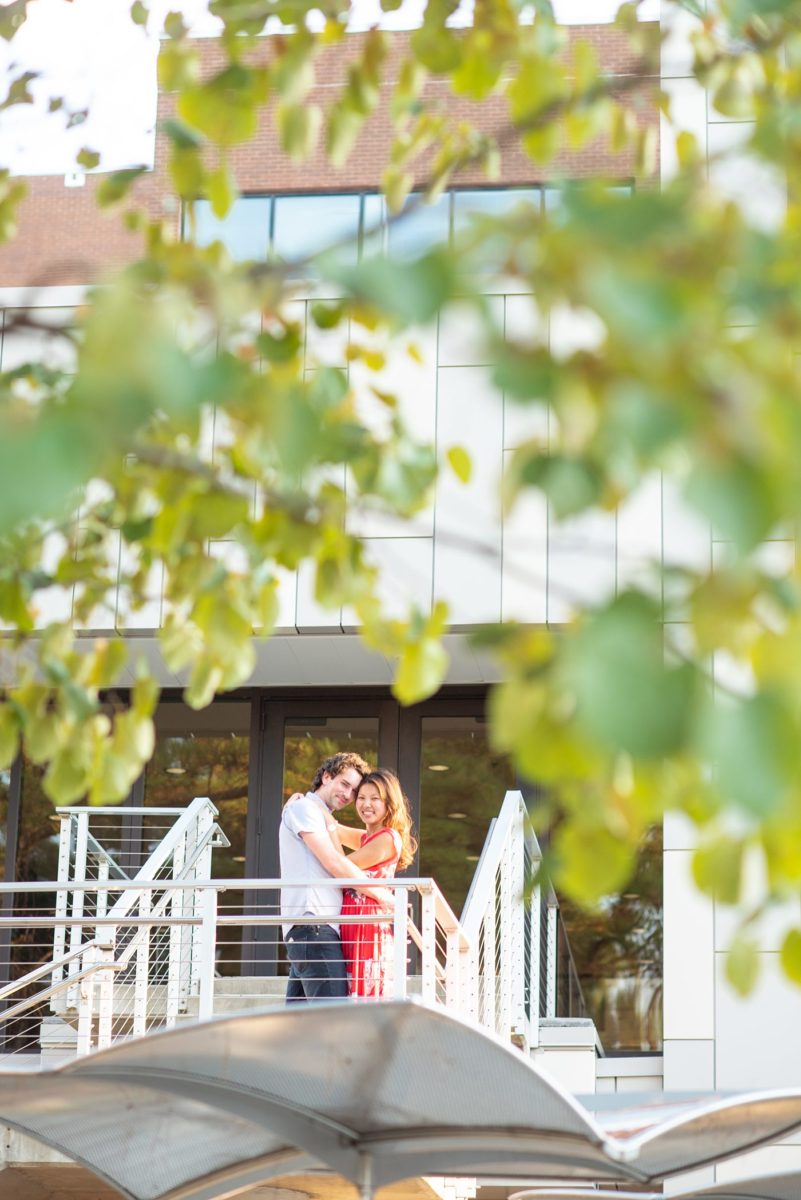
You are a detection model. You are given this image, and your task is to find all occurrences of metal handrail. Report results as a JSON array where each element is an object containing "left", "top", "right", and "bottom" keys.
[{"left": 0, "top": 961, "right": 125, "bottom": 1027}]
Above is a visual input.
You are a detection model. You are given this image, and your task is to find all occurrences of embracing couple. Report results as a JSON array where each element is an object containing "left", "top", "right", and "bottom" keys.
[{"left": 279, "top": 751, "right": 417, "bottom": 1003}]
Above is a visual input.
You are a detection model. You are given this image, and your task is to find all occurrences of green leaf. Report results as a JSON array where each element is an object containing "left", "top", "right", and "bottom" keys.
[
  {"left": 130, "top": 1, "right": 149, "bottom": 25},
  {"left": 96, "top": 167, "right": 147, "bottom": 208},
  {"left": 43, "top": 747, "right": 88, "bottom": 806},
  {"left": 725, "top": 934, "right": 760, "bottom": 996},
  {"left": 394, "top": 637, "right": 449, "bottom": 705},
  {"left": 25, "top": 711, "right": 61, "bottom": 765},
  {"left": 0, "top": 1, "right": 28, "bottom": 41},
  {"left": 277, "top": 101, "right": 321, "bottom": 162},
  {"left": 554, "top": 822, "right": 635, "bottom": 906},
  {"left": 86, "top": 638, "right": 128, "bottom": 688},
  {"left": 0, "top": 704, "right": 20, "bottom": 770},
  {"left": 163, "top": 10, "right": 188, "bottom": 38},
  {"left": 685, "top": 457, "right": 777, "bottom": 553},
  {"left": 692, "top": 837, "right": 744, "bottom": 904},
  {"left": 186, "top": 659, "right": 225, "bottom": 709},
  {"left": 207, "top": 162, "right": 237, "bottom": 219},
  {"left": 506, "top": 448, "right": 602, "bottom": 520},
  {"left": 187, "top": 491, "right": 251, "bottom": 540},
  {"left": 780, "top": 929, "right": 801, "bottom": 985},
  {"left": 700, "top": 691, "right": 795, "bottom": 817},
  {"left": 179, "top": 65, "right": 269, "bottom": 147},
  {"left": 330, "top": 249, "right": 457, "bottom": 325},
  {"left": 326, "top": 104, "right": 364, "bottom": 168},
  {"left": 76, "top": 147, "right": 100, "bottom": 170},
  {"left": 446, "top": 445, "right": 472, "bottom": 484},
  {"left": 567, "top": 591, "right": 696, "bottom": 758}
]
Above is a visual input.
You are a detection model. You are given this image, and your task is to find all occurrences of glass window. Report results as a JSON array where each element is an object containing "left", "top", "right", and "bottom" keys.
[
  {"left": 272, "top": 194, "right": 361, "bottom": 267},
  {"left": 417, "top": 715, "right": 515, "bottom": 916},
  {"left": 282, "top": 715, "right": 379, "bottom": 835},
  {"left": 145, "top": 701, "right": 251, "bottom": 975},
  {"left": 387, "top": 193, "right": 450, "bottom": 259},
  {"left": 558, "top": 825, "right": 663, "bottom": 1052},
  {"left": 361, "top": 193, "right": 386, "bottom": 257},
  {"left": 0, "top": 766, "right": 7, "bottom": 881},
  {"left": 453, "top": 188, "right": 540, "bottom": 236},
  {"left": 193, "top": 197, "right": 271, "bottom": 261}
]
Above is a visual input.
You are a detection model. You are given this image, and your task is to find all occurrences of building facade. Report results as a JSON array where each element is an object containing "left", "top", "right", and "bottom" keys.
[{"left": 0, "top": 11, "right": 799, "bottom": 1191}]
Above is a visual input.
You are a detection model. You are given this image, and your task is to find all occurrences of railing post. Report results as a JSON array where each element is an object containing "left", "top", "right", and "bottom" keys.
[
  {"left": 445, "top": 929, "right": 461, "bottom": 1010},
  {"left": 499, "top": 841, "right": 513, "bottom": 1038},
  {"left": 420, "top": 886, "right": 436, "bottom": 1004},
  {"left": 190, "top": 802, "right": 215, "bottom": 998},
  {"left": 483, "top": 884, "right": 497, "bottom": 1033},
  {"left": 197, "top": 887, "right": 217, "bottom": 1021},
  {"left": 96, "top": 936, "right": 116, "bottom": 1050},
  {"left": 76, "top": 944, "right": 96, "bottom": 1056},
  {"left": 67, "top": 811, "right": 89, "bottom": 1009},
  {"left": 392, "top": 886, "right": 409, "bottom": 999},
  {"left": 166, "top": 832, "right": 187, "bottom": 1026},
  {"left": 528, "top": 880, "right": 542, "bottom": 1048},
  {"left": 52, "top": 814, "right": 72, "bottom": 990},
  {"left": 96, "top": 859, "right": 110, "bottom": 920},
  {"left": 546, "top": 897, "right": 558, "bottom": 1019},
  {"left": 133, "top": 889, "right": 151, "bottom": 1039},
  {"left": 511, "top": 808, "right": 527, "bottom": 1037}
]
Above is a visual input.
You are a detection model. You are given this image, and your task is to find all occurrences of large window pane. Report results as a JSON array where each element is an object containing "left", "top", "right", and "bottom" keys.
[
  {"left": 453, "top": 187, "right": 540, "bottom": 236},
  {"left": 282, "top": 716, "right": 379, "bottom": 820},
  {"left": 144, "top": 702, "right": 249, "bottom": 873},
  {"left": 145, "top": 701, "right": 250, "bottom": 975},
  {"left": 362, "top": 193, "right": 386, "bottom": 256},
  {"left": 559, "top": 825, "right": 663, "bottom": 1052},
  {"left": 272, "top": 194, "right": 361, "bottom": 267},
  {"left": 418, "top": 716, "right": 515, "bottom": 916},
  {"left": 387, "top": 193, "right": 450, "bottom": 259},
  {"left": 194, "top": 197, "right": 271, "bottom": 261}
]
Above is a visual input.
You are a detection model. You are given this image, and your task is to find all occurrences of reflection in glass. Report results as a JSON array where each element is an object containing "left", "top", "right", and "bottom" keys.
[
  {"left": 17, "top": 760, "right": 64, "bottom": 884},
  {"left": 418, "top": 716, "right": 515, "bottom": 916},
  {"left": 194, "top": 197, "right": 271, "bottom": 261},
  {"left": 273, "top": 194, "right": 361, "bottom": 266},
  {"left": 361, "top": 193, "right": 386, "bottom": 256},
  {"left": 145, "top": 702, "right": 250, "bottom": 974},
  {"left": 558, "top": 825, "right": 663, "bottom": 1052},
  {"left": 7, "top": 761, "right": 73, "bottom": 1050},
  {"left": 0, "top": 768, "right": 7, "bottom": 881},
  {"left": 282, "top": 716, "right": 379, "bottom": 835},
  {"left": 453, "top": 187, "right": 540, "bottom": 235},
  {"left": 387, "top": 193, "right": 450, "bottom": 259}
]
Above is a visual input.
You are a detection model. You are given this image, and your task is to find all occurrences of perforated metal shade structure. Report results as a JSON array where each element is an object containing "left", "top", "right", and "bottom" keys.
[{"left": 2, "top": 1001, "right": 801, "bottom": 1200}]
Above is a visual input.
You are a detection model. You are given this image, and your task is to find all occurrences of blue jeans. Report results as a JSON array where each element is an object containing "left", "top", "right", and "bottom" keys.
[{"left": 284, "top": 923, "right": 349, "bottom": 1002}]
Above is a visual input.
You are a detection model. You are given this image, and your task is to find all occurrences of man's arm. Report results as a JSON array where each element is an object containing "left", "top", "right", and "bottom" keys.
[{"left": 300, "top": 831, "right": 387, "bottom": 904}]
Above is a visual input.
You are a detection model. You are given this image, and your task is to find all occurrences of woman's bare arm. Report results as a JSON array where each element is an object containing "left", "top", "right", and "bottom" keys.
[{"left": 334, "top": 823, "right": 363, "bottom": 851}]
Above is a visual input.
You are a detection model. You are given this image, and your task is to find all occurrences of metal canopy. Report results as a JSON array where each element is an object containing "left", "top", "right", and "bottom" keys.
[
  {"left": 510, "top": 1170, "right": 801, "bottom": 1200},
  {"left": 1, "top": 1002, "right": 801, "bottom": 1200}
]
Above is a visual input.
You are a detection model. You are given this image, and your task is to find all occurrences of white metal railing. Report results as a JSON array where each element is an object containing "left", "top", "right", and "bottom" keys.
[
  {"left": 461, "top": 790, "right": 544, "bottom": 1046},
  {"left": 0, "top": 790, "right": 577, "bottom": 1062},
  {"left": 0, "top": 799, "right": 229, "bottom": 1040}
]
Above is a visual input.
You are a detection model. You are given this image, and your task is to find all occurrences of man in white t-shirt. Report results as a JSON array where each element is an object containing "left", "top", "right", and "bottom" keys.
[{"left": 280, "top": 751, "right": 372, "bottom": 1002}]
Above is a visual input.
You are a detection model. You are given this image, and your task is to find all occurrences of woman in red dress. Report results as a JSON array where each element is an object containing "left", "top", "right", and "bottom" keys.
[{"left": 334, "top": 769, "right": 416, "bottom": 998}]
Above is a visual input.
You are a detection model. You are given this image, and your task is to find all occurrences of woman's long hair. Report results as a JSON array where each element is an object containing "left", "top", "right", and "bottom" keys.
[{"left": 357, "top": 768, "right": 417, "bottom": 869}]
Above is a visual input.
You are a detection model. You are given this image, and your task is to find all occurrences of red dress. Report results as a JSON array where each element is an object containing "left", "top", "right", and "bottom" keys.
[{"left": 341, "top": 828, "right": 401, "bottom": 998}]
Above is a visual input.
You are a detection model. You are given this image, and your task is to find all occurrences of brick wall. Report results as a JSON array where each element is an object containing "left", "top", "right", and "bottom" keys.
[{"left": 0, "top": 25, "right": 659, "bottom": 288}]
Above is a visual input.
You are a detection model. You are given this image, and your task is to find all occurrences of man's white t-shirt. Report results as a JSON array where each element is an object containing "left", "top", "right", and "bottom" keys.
[{"left": 279, "top": 792, "right": 343, "bottom": 938}]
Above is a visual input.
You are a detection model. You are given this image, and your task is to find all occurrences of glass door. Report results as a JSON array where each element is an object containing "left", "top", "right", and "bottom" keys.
[
  {"left": 399, "top": 698, "right": 515, "bottom": 917},
  {"left": 248, "top": 696, "right": 397, "bottom": 973}
]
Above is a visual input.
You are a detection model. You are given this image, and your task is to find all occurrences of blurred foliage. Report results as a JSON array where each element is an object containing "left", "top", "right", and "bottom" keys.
[{"left": 2, "top": 0, "right": 801, "bottom": 991}]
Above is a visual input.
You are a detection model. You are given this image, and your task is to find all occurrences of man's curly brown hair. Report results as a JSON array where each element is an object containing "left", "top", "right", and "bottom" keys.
[{"left": 311, "top": 751, "right": 372, "bottom": 793}]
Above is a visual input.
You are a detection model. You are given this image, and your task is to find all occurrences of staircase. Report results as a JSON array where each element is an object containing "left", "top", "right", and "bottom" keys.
[{"left": 0, "top": 790, "right": 584, "bottom": 1063}]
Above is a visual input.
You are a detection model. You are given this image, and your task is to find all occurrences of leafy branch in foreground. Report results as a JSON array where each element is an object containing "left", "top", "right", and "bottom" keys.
[{"left": 3, "top": 0, "right": 801, "bottom": 990}]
